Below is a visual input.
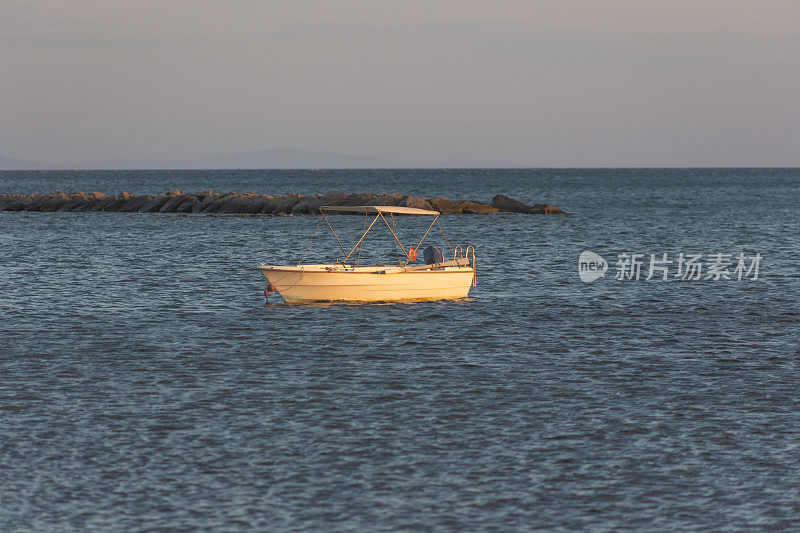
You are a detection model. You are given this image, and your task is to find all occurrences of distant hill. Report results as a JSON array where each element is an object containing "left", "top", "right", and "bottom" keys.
[
  {"left": 0, "top": 149, "right": 394, "bottom": 170},
  {"left": 434, "top": 159, "right": 513, "bottom": 168},
  {"left": 0, "top": 153, "right": 40, "bottom": 170},
  {"left": 169, "top": 149, "right": 393, "bottom": 169}
]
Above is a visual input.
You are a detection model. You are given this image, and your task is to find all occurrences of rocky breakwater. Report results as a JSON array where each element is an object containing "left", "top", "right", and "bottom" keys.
[{"left": 0, "top": 190, "right": 565, "bottom": 215}]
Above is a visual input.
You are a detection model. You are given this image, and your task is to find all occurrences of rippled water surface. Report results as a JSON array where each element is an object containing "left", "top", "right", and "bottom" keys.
[{"left": 1, "top": 169, "right": 799, "bottom": 530}]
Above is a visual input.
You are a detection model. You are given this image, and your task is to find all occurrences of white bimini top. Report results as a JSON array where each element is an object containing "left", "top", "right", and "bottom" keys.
[{"left": 320, "top": 205, "right": 439, "bottom": 216}]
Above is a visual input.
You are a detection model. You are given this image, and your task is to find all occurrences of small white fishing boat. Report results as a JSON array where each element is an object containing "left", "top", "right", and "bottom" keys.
[{"left": 258, "top": 205, "right": 476, "bottom": 303}]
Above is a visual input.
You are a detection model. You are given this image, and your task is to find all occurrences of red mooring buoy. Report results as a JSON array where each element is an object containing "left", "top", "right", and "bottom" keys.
[{"left": 265, "top": 283, "right": 276, "bottom": 304}]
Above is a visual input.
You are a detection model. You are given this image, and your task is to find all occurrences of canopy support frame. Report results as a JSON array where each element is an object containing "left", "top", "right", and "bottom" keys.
[
  {"left": 412, "top": 213, "right": 439, "bottom": 258},
  {"left": 342, "top": 213, "right": 381, "bottom": 264},
  {"left": 320, "top": 213, "right": 348, "bottom": 262},
  {"left": 309, "top": 207, "right": 453, "bottom": 268},
  {"left": 378, "top": 212, "right": 414, "bottom": 266}
]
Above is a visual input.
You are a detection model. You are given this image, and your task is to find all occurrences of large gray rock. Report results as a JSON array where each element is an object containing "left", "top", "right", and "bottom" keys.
[
  {"left": 249, "top": 195, "right": 268, "bottom": 213},
  {"left": 90, "top": 196, "right": 126, "bottom": 211},
  {"left": 175, "top": 196, "right": 200, "bottom": 213},
  {"left": 25, "top": 194, "right": 49, "bottom": 211},
  {"left": 199, "top": 193, "right": 235, "bottom": 213},
  {"left": 192, "top": 193, "right": 220, "bottom": 213},
  {"left": 398, "top": 196, "right": 435, "bottom": 211},
  {"left": 319, "top": 191, "right": 349, "bottom": 206},
  {"left": 119, "top": 194, "right": 155, "bottom": 212},
  {"left": 259, "top": 198, "right": 275, "bottom": 214},
  {"left": 139, "top": 196, "right": 170, "bottom": 212},
  {"left": 428, "top": 197, "right": 462, "bottom": 214},
  {"left": 342, "top": 193, "right": 380, "bottom": 206},
  {"left": 291, "top": 191, "right": 347, "bottom": 214},
  {"left": 4, "top": 195, "right": 33, "bottom": 211},
  {"left": 57, "top": 192, "right": 89, "bottom": 211},
  {"left": 217, "top": 194, "right": 259, "bottom": 214},
  {"left": 159, "top": 194, "right": 190, "bottom": 212},
  {"left": 38, "top": 192, "right": 71, "bottom": 212},
  {"left": 492, "top": 194, "right": 565, "bottom": 214},
  {"left": 241, "top": 195, "right": 266, "bottom": 214},
  {"left": 372, "top": 193, "right": 403, "bottom": 206},
  {"left": 291, "top": 194, "right": 322, "bottom": 214},
  {"left": 460, "top": 200, "right": 499, "bottom": 214},
  {"left": 0, "top": 194, "right": 15, "bottom": 210},
  {"left": 70, "top": 193, "right": 100, "bottom": 211},
  {"left": 264, "top": 194, "right": 301, "bottom": 215}
]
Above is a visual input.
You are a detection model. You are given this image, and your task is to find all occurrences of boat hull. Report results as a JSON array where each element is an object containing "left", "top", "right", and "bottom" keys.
[{"left": 259, "top": 265, "right": 475, "bottom": 303}]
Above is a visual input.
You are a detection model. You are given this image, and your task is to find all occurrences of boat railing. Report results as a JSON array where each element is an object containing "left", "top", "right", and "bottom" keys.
[{"left": 451, "top": 245, "right": 477, "bottom": 286}]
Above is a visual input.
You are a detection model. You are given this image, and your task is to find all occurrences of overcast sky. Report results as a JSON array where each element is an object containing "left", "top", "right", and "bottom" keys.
[{"left": 2, "top": 0, "right": 799, "bottom": 166}]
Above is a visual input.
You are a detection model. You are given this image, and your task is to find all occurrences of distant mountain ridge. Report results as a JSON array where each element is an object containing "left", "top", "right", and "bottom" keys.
[
  {"left": 0, "top": 153, "right": 40, "bottom": 170},
  {"left": 0, "top": 149, "right": 394, "bottom": 170}
]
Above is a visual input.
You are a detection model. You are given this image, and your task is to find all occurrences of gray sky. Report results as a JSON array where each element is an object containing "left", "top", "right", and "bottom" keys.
[{"left": 2, "top": 0, "right": 799, "bottom": 166}]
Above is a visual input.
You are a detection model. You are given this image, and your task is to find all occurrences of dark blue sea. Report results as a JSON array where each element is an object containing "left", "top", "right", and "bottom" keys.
[{"left": 1, "top": 168, "right": 799, "bottom": 530}]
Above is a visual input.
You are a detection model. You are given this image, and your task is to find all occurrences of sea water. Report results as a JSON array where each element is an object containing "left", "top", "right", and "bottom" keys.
[{"left": 1, "top": 168, "right": 799, "bottom": 530}]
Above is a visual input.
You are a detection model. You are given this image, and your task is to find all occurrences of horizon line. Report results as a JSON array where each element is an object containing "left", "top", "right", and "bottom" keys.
[{"left": 2, "top": 165, "right": 800, "bottom": 171}]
